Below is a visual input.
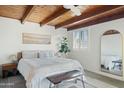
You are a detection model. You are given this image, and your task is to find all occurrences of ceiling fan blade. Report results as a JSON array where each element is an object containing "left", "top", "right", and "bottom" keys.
[
  {"left": 63, "top": 5, "right": 74, "bottom": 9},
  {"left": 63, "top": 5, "right": 82, "bottom": 16}
]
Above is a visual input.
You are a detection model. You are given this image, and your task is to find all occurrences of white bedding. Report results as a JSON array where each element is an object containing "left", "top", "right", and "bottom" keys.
[{"left": 17, "top": 57, "right": 84, "bottom": 88}]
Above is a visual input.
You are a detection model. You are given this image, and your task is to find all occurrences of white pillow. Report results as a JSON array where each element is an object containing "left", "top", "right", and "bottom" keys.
[
  {"left": 48, "top": 51, "right": 54, "bottom": 57},
  {"left": 22, "top": 51, "right": 38, "bottom": 59},
  {"left": 39, "top": 51, "right": 54, "bottom": 58},
  {"left": 39, "top": 51, "right": 46, "bottom": 58}
]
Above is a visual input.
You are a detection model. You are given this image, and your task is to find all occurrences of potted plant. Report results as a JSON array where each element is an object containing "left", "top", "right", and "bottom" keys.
[{"left": 58, "top": 37, "right": 70, "bottom": 57}]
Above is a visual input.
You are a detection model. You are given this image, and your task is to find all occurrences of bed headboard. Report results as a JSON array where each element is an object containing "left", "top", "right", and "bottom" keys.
[
  {"left": 17, "top": 52, "right": 22, "bottom": 61},
  {"left": 17, "top": 50, "right": 54, "bottom": 61}
]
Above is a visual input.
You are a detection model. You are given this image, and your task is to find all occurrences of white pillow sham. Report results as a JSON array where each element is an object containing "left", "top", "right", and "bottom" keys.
[
  {"left": 39, "top": 51, "right": 54, "bottom": 58},
  {"left": 22, "top": 50, "right": 38, "bottom": 59}
]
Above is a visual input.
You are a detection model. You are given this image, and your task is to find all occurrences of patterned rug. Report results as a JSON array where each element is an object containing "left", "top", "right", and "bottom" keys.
[
  {"left": 0, "top": 75, "right": 95, "bottom": 88},
  {"left": 0, "top": 75, "right": 26, "bottom": 88}
]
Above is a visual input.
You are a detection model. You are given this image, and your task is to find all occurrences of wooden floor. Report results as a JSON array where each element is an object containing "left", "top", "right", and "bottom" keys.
[{"left": 85, "top": 70, "right": 124, "bottom": 88}]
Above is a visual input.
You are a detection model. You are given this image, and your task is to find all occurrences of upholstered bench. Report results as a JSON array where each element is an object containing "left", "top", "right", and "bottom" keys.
[{"left": 47, "top": 70, "right": 85, "bottom": 88}]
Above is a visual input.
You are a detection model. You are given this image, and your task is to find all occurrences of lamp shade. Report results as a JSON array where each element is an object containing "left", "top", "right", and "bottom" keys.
[{"left": 9, "top": 54, "right": 17, "bottom": 62}]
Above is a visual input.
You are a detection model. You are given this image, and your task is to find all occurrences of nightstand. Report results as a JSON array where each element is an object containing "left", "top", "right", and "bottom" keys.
[{"left": 2, "top": 63, "right": 18, "bottom": 78}]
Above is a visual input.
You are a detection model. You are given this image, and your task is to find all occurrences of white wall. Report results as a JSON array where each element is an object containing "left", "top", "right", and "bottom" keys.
[
  {"left": 68, "top": 18, "right": 124, "bottom": 77},
  {"left": 0, "top": 17, "right": 67, "bottom": 64}
]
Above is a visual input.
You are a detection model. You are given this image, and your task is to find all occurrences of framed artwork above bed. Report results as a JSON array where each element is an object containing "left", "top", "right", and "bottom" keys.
[{"left": 22, "top": 33, "right": 51, "bottom": 44}]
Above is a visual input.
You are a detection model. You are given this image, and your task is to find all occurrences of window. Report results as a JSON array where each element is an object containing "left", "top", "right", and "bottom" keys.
[{"left": 73, "top": 29, "right": 88, "bottom": 49}]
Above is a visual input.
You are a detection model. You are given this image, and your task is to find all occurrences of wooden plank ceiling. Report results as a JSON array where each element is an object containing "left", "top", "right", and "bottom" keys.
[{"left": 0, "top": 5, "right": 123, "bottom": 31}]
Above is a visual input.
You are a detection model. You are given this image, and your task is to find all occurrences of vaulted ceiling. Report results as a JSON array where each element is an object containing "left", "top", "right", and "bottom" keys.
[{"left": 0, "top": 5, "right": 123, "bottom": 31}]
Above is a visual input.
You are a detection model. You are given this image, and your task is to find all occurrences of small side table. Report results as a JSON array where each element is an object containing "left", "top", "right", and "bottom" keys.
[{"left": 2, "top": 63, "right": 18, "bottom": 78}]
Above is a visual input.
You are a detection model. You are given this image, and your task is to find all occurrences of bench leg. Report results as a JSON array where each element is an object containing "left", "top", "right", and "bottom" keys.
[
  {"left": 49, "top": 82, "right": 52, "bottom": 88},
  {"left": 54, "top": 84, "right": 58, "bottom": 88},
  {"left": 81, "top": 75, "right": 85, "bottom": 88},
  {"left": 74, "top": 79, "right": 78, "bottom": 83},
  {"left": 82, "top": 80, "right": 85, "bottom": 88},
  {"left": 49, "top": 83, "right": 59, "bottom": 88},
  {"left": 76, "top": 75, "right": 85, "bottom": 88}
]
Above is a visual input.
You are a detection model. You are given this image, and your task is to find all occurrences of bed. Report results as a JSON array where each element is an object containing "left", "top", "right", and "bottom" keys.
[{"left": 17, "top": 51, "right": 84, "bottom": 88}]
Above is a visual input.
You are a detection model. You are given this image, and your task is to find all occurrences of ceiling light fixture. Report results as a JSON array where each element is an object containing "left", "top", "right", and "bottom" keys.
[{"left": 63, "top": 5, "right": 88, "bottom": 16}]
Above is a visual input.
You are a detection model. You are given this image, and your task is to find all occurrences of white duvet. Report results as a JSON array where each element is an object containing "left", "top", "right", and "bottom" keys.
[{"left": 17, "top": 57, "right": 84, "bottom": 88}]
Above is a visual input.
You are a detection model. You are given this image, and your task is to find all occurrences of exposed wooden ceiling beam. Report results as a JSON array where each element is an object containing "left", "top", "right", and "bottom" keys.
[
  {"left": 21, "top": 5, "right": 37, "bottom": 24},
  {"left": 68, "top": 12, "right": 124, "bottom": 31},
  {"left": 55, "top": 5, "right": 121, "bottom": 29},
  {"left": 67, "top": 6, "right": 124, "bottom": 30},
  {"left": 40, "top": 7, "right": 69, "bottom": 26}
]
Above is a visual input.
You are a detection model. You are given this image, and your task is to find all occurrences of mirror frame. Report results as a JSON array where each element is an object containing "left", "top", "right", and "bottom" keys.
[{"left": 100, "top": 29, "right": 123, "bottom": 77}]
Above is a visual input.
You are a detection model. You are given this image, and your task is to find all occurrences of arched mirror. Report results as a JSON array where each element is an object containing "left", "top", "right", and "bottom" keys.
[{"left": 101, "top": 30, "right": 123, "bottom": 76}]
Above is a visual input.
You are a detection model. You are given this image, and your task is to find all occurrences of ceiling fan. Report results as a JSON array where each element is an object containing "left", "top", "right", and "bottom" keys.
[{"left": 63, "top": 5, "right": 88, "bottom": 16}]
